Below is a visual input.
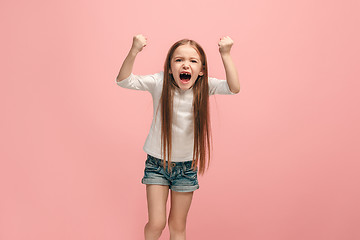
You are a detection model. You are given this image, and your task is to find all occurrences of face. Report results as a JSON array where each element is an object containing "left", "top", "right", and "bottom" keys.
[{"left": 169, "top": 44, "right": 204, "bottom": 90}]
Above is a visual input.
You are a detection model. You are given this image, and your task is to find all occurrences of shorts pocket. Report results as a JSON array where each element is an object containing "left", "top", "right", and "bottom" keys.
[
  {"left": 145, "top": 160, "right": 161, "bottom": 172},
  {"left": 181, "top": 167, "right": 198, "bottom": 180}
]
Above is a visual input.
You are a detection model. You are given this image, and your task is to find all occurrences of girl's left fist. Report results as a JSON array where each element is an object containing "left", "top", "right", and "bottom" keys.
[{"left": 218, "top": 36, "right": 234, "bottom": 54}]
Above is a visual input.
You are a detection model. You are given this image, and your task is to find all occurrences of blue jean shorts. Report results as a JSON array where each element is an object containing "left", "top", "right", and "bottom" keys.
[{"left": 141, "top": 154, "right": 199, "bottom": 192}]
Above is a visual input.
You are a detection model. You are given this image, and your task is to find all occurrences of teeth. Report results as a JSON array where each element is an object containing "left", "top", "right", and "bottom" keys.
[{"left": 180, "top": 72, "right": 191, "bottom": 81}]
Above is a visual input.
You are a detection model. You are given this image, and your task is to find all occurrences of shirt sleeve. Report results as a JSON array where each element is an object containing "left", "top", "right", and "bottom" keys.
[
  {"left": 208, "top": 76, "right": 236, "bottom": 95},
  {"left": 115, "top": 72, "right": 162, "bottom": 93}
]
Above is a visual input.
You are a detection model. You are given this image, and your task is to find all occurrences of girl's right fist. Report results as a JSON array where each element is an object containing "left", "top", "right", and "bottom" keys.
[{"left": 131, "top": 34, "right": 147, "bottom": 53}]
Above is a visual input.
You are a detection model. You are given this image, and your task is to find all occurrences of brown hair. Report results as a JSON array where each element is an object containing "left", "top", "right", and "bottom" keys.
[{"left": 159, "top": 39, "right": 212, "bottom": 176}]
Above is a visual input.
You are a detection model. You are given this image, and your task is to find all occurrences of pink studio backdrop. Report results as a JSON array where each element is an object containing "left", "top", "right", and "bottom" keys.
[{"left": 1, "top": 0, "right": 359, "bottom": 239}]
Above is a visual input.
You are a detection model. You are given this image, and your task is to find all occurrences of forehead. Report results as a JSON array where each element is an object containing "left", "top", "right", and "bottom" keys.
[{"left": 172, "top": 44, "right": 200, "bottom": 59}]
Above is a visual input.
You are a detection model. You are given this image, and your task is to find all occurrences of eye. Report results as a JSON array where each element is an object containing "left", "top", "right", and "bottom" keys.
[
  {"left": 191, "top": 60, "right": 198, "bottom": 63},
  {"left": 175, "top": 59, "right": 182, "bottom": 62}
]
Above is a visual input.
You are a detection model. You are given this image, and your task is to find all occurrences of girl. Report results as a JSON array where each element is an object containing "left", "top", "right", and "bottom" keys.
[{"left": 116, "top": 34, "right": 239, "bottom": 240}]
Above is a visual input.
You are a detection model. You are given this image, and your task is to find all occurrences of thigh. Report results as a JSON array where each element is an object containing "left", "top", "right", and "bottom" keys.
[
  {"left": 168, "top": 190, "right": 194, "bottom": 224},
  {"left": 170, "top": 163, "right": 199, "bottom": 192},
  {"left": 146, "top": 184, "right": 170, "bottom": 223},
  {"left": 142, "top": 156, "right": 171, "bottom": 186}
]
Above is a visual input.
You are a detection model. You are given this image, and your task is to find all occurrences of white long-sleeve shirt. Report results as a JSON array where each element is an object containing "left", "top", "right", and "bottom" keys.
[{"left": 116, "top": 71, "right": 235, "bottom": 162}]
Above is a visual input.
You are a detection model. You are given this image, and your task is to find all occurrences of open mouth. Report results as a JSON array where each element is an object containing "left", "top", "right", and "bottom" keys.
[{"left": 179, "top": 72, "right": 191, "bottom": 83}]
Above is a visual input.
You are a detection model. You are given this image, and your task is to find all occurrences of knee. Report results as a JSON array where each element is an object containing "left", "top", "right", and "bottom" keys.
[
  {"left": 168, "top": 217, "right": 186, "bottom": 234},
  {"left": 146, "top": 219, "right": 167, "bottom": 233}
]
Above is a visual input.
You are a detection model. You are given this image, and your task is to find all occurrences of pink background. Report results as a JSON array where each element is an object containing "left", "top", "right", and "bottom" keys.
[{"left": 1, "top": 0, "right": 359, "bottom": 239}]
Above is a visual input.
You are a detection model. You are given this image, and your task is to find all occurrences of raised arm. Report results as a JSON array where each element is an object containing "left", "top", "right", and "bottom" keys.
[
  {"left": 218, "top": 36, "right": 240, "bottom": 94},
  {"left": 116, "top": 34, "right": 147, "bottom": 82}
]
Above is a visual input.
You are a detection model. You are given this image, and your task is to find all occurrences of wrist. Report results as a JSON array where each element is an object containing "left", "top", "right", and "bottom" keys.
[
  {"left": 220, "top": 51, "right": 231, "bottom": 58},
  {"left": 129, "top": 48, "right": 140, "bottom": 56}
]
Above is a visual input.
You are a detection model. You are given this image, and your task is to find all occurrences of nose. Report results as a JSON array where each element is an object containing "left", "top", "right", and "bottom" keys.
[{"left": 183, "top": 63, "right": 189, "bottom": 69}]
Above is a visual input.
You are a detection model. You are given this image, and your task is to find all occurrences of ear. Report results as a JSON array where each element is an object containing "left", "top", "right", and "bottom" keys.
[
  {"left": 199, "top": 71, "right": 204, "bottom": 76},
  {"left": 169, "top": 69, "right": 172, "bottom": 74}
]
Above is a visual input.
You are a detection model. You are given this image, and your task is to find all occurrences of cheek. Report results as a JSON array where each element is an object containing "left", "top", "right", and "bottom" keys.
[
  {"left": 171, "top": 64, "right": 179, "bottom": 72},
  {"left": 170, "top": 65, "right": 177, "bottom": 74},
  {"left": 193, "top": 64, "right": 201, "bottom": 71}
]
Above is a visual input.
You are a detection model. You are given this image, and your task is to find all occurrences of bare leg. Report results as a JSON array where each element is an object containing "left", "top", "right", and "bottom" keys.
[
  {"left": 168, "top": 190, "right": 194, "bottom": 240},
  {"left": 144, "top": 184, "right": 169, "bottom": 240}
]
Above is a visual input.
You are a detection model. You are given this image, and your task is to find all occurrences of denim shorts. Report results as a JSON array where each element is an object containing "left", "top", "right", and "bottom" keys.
[{"left": 141, "top": 154, "right": 199, "bottom": 192}]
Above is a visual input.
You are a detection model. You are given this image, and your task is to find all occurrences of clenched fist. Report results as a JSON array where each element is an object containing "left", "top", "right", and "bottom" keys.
[
  {"left": 131, "top": 34, "right": 147, "bottom": 53},
  {"left": 218, "top": 36, "right": 234, "bottom": 54}
]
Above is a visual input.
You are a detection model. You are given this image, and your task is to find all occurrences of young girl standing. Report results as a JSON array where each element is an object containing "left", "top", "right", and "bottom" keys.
[{"left": 116, "top": 34, "right": 239, "bottom": 240}]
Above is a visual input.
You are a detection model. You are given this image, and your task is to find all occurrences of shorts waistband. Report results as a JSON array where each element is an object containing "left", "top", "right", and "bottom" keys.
[{"left": 147, "top": 154, "right": 196, "bottom": 169}]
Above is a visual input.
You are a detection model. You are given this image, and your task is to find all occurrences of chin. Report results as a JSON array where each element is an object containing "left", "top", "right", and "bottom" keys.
[{"left": 178, "top": 82, "right": 195, "bottom": 90}]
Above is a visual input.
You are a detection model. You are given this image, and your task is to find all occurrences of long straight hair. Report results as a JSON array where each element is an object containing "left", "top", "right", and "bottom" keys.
[{"left": 160, "top": 39, "right": 212, "bottom": 176}]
